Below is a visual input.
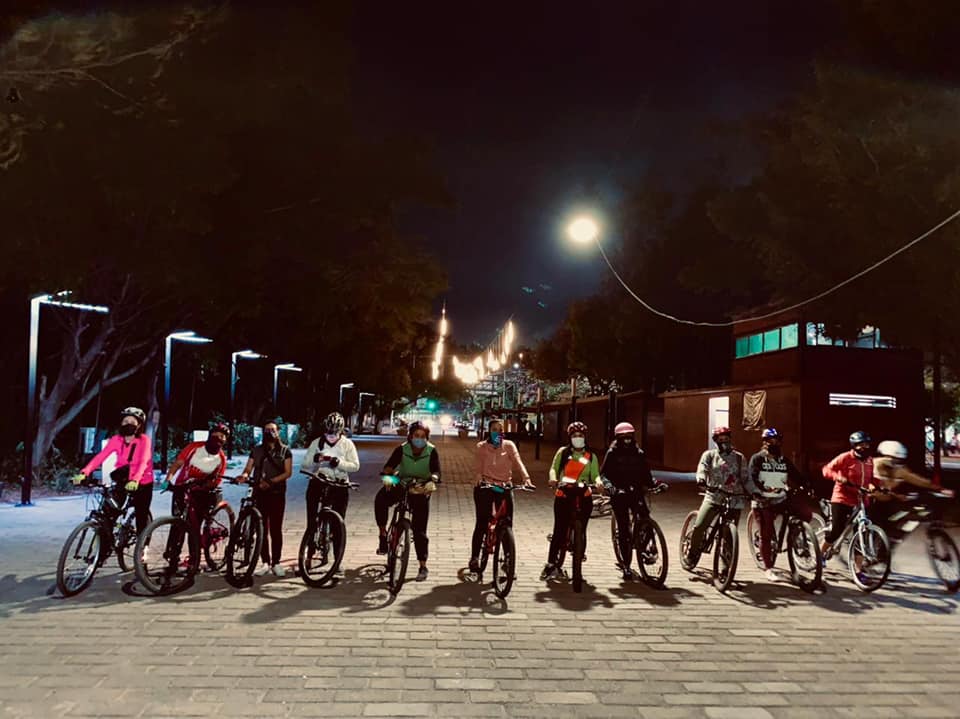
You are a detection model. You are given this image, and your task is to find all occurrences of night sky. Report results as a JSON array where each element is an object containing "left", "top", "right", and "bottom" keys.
[{"left": 349, "top": 1, "right": 831, "bottom": 344}]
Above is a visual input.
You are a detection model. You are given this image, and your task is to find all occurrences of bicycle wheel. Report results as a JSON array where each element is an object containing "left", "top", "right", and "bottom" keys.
[
  {"left": 679, "top": 511, "right": 698, "bottom": 571},
  {"left": 712, "top": 521, "right": 738, "bottom": 593},
  {"left": 135, "top": 516, "right": 198, "bottom": 595},
  {"left": 492, "top": 525, "right": 516, "bottom": 599},
  {"left": 746, "top": 510, "right": 765, "bottom": 570},
  {"left": 572, "top": 519, "right": 585, "bottom": 593},
  {"left": 387, "top": 517, "right": 412, "bottom": 595},
  {"left": 298, "top": 509, "right": 345, "bottom": 588},
  {"left": 848, "top": 524, "right": 891, "bottom": 593},
  {"left": 927, "top": 527, "right": 960, "bottom": 593},
  {"left": 635, "top": 519, "right": 668, "bottom": 588},
  {"left": 610, "top": 512, "right": 625, "bottom": 569},
  {"left": 56, "top": 520, "right": 104, "bottom": 597},
  {"left": 226, "top": 508, "right": 263, "bottom": 588},
  {"left": 786, "top": 520, "right": 822, "bottom": 592},
  {"left": 202, "top": 503, "right": 235, "bottom": 572},
  {"left": 117, "top": 510, "right": 153, "bottom": 573}
]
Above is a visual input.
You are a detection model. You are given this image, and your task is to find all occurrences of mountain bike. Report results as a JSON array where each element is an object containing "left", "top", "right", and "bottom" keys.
[
  {"left": 223, "top": 476, "right": 264, "bottom": 588},
  {"left": 298, "top": 470, "right": 359, "bottom": 588},
  {"left": 679, "top": 489, "right": 745, "bottom": 593},
  {"left": 549, "top": 478, "right": 593, "bottom": 593},
  {"left": 882, "top": 488, "right": 959, "bottom": 593},
  {"left": 134, "top": 480, "right": 234, "bottom": 595},
  {"left": 56, "top": 480, "right": 153, "bottom": 597},
  {"left": 745, "top": 491, "right": 823, "bottom": 592},
  {"left": 472, "top": 479, "right": 534, "bottom": 599},
  {"left": 816, "top": 486, "right": 891, "bottom": 592},
  {"left": 600, "top": 483, "right": 669, "bottom": 588},
  {"left": 382, "top": 476, "right": 439, "bottom": 595}
]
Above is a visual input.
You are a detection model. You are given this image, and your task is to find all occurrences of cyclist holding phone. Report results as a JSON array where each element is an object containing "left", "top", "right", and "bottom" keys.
[{"left": 301, "top": 412, "right": 360, "bottom": 538}]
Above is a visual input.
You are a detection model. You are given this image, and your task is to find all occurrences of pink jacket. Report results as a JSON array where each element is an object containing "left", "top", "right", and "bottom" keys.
[
  {"left": 822, "top": 450, "right": 874, "bottom": 507},
  {"left": 81, "top": 434, "right": 154, "bottom": 485},
  {"left": 475, "top": 439, "right": 530, "bottom": 485}
]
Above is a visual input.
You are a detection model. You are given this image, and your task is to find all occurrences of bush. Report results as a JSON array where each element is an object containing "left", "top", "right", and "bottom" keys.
[{"left": 1, "top": 443, "right": 79, "bottom": 494}]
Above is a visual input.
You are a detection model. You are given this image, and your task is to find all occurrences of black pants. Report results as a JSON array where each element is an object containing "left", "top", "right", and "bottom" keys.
[
  {"left": 305, "top": 479, "right": 350, "bottom": 535},
  {"left": 471, "top": 485, "right": 515, "bottom": 559},
  {"left": 112, "top": 481, "right": 153, "bottom": 535},
  {"left": 375, "top": 486, "right": 431, "bottom": 561},
  {"left": 547, "top": 486, "right": 593, "bottom": 566},
  {"left": 825, "top": 502, "right": 855, "bottom": 544},
  {"left": 611, "top": 490, "right": 649, "bottom": 569},
  {"left": 254, "top": 491, "right": 286, "bottom": 566}
]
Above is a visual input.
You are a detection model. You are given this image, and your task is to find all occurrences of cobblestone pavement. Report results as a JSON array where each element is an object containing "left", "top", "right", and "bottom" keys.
[{"left": 1, "top": 436, "right": 959, "bottom": 718}]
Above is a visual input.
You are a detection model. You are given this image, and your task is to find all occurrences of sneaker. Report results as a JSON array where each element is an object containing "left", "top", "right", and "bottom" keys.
[
  {"left": 416, "top": 566, "right": 429, "bottom": 582},
  {"left": 540, "top": 563, "right": 557, "bottom": 581},
  {"left": 764, "top": 569, "right": 780, "bottom": 583},
  {"left": 377, "top": 536, "right": 388, "bottom": 555},
  {"left": 622, "top": 567, "right": 635, "bottom": 581},
  {"left": 254, "top": 564, "right": 272, "bottom": 577},
  {"left": 271, "top": 564, "right": 287, "bottom": 578},
  {"left": 468, "top": 558, "right": 480, "bottom": 573}
]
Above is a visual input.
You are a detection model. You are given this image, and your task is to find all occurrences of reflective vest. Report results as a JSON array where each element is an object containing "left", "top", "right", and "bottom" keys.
[{"left": 398, "top": 442, "right": 435, "bottom": 480}]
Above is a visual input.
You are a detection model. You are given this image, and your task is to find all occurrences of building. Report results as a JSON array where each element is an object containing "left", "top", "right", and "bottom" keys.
[{"left": 661, "top": 309, "right": 924, "bottom": 481}]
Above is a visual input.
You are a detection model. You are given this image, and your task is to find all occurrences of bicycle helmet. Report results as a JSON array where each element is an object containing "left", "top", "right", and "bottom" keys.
[
  {"left": 323, "top": 411, "right": 346, "bottom": 435},
  {"left": 567, "top": 421, "right": 588, "bottom": 435},
  {"left": 761, "top": 428, "right": 782, "bottom": 441},
  {"left": 613, "top": 422, "right": 635, "bottom": 436},
  {"left": 877, "top": 440, "right": 907, "bottom": 460},
  {"left": 209, "top": 421, "right": 231, "bottom": 438},
  {"left": 711, "top": 426, "right": 732, "bottom": 441},
  {"left": 407, "top": 420, "right": 430, "bottom": 438},
  {"left": 121, "top": 407, "right": 146, "bottom": 426},
  {"left": 849, "top": 430, "right": 872, "bottom": 446}
]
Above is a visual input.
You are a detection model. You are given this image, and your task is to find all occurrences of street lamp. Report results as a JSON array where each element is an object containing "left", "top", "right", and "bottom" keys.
[
  {"left": 24, "top": 291, "right": 109, "bottom": 506},
  {"left": 230, "top": 349, "right": 267, "bottom": 458},
  {"left": 339, "top": 382, "right": 355, "bottom": 414},
  {"left": 357, "top": 391, "right": 375, "bottom": 432},
  {"left": 568, "top": 216, "right": 600, "bottom": 245},
  {"left": 273, "top": 363, "right": 303, "bottom": 412},
  {"left": 162, "top": 331, "right": 213, "bottom": 474}
]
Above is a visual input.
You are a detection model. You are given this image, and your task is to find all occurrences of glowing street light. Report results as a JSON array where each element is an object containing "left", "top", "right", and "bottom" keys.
[
  {"left": 568, "top": 216, "right": 600, "bottom": 245},
  {"left": 273, "top": 363, "right": 303, "bottom": 410},
  {"left": 162, "top": 331, "right": 213, "bottom": 473},
  {"left": 230, "top": 349, "right": 267, "bottom": 458}
]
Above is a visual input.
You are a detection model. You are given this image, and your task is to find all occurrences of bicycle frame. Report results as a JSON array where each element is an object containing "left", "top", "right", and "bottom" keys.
[
  {"left": 479, "top": 481, "right": 532, "bottom": 554},
  {"left": 699, "top": 492, "right": 743, "bottom": 555}
]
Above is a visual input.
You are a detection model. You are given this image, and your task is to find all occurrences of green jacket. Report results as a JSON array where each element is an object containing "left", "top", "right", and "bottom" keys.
[{"left": 550, "top": 446, "right": 600, "bottom": 484}]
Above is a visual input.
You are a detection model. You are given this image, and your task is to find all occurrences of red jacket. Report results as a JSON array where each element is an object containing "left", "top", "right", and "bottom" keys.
[
  {"left": 174, "top": 442, "right": 226, "bottom": 488},
  {"left": 822, "top": 450, "right": 875, "bottom": 507}
]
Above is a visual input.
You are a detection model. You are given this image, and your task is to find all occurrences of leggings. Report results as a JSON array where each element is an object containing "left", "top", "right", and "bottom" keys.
[
  {"left": 471, "top": 485, "right": 515, "bottom": 559},
  {"left": 825, "top": 502, "right": 855, "bottom": 544},
  {"left": 547, "top": 486, "right": 593, "bottom": 566},
  {"left": 254, "top": 491, "right": 286, "bottom": 566},
  {"left": 375, "top": 486, "right": 431, "bottom": 561},
  {"left": 118, "top": 482, "right": 153, "bottom": 536}
]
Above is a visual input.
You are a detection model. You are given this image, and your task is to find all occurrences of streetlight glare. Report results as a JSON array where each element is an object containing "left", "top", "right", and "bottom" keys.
[
  {"left": 568, "top": 216, "right": 599, "bottom": 244},
  {"left": 168, "top": 330, "right": 212, "bottom": 344}
]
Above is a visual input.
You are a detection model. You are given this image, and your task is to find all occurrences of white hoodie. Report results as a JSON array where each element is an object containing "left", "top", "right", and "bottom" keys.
[{"left": 300, "top": 435, "right": 360, "bottom": 482}]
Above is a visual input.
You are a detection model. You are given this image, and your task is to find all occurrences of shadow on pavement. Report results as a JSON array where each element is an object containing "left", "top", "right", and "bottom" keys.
[
  {"left": 608, "top": 579, "right": 697, "bottom": 607},
  {"left": 533, "top": 578, "right": 615, "bottom": 611},
  {"left": 395, "top": 568, "right": 508, "bottom": 616}
]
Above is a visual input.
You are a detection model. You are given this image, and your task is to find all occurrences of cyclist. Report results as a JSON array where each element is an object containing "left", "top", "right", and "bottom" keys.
[
  {"left": 686, "top": 427, "right": 755, "bottom": 567},
  {"left": 600, "top": 421, "right": 664, "bottom": 580},
  {"left": 73, "top": 407, "right": 153, "bottom": 535},
  {"left": 870, "top": 440, "right": 953, "bottom": 542},
  {"left": 748, "top": 428, "right": 813, "bottom": 582},
  {"left": 820, "top": 430, "right": 878, "bottom": 559},
  {"left": 237, "top": 420, "right": 293, "bottom": 577},
  {"left": 469, "top": 418, "right": 535, "bottom": 573},
  {"left": 301, "top": 411, "right": 360, "bottom": 538},
  {"left": 161, "top": 422, "right": 229, "bottom": 546},
  {"left": 541, "top": 421, "right": 602, "bottom": 581},
  {"left": 375, "top": 420, "right": 440, "bottom": 582}
]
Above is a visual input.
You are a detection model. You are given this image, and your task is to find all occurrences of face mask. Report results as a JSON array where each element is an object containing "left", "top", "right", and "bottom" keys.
[
  {"left": 853, "top": 447, "right": 869, "bottom": 459},
  {"left": 120, "top": 424, "right": 137, "bottom": 437},
  {"left": 325, "top": 433, "right": 340, "bottom": 445},
  {"left": 489, "top": 431, "right": 501, "bottom": 445},
  {"left": 616, "top": 435, "right": 634, "bottom": 447},
  {"left": 206, "top": 439, "right": 224, "bottom": 453},
  {"left": 571, "top": 436, "right": 586, "bottom": 450},
  {"left": 766, "top": 442, "right": 781, "bottom": 456},
  {"left": 411, "top": 437, "right": 427, "bottom": 450},
  {"left": 264, "top": 429, "right": 278, "bottom": 442},
  {"left": 718, "top": 441, "right": 732, "bottom": 454}
]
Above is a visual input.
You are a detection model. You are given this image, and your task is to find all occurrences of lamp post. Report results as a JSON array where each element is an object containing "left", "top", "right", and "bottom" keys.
[
  {"left": 273, "top": 363, "right": 303, "bottom": 413},
  {"left": 162, "top": 331, "right": 213, "bottom": 474},
  {"left": 230, "top": 349, "right": 267, "bottom": 458},
  {"left": 339, "top": 382, "right": 355, "bottom": 415},
  {"left": 358, "top": 391, "right": 375, "bottom": 432},
  {"left": 24, "top": 291, "right": 109, "bottom": 506}
]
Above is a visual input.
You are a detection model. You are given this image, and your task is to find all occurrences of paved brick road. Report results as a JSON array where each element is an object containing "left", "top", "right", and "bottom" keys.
[{"left": 1, "top": 436, "right": 959, "bottom": 718}]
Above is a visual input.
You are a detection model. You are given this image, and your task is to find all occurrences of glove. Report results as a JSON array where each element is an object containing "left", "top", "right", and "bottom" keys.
[
  {"left": 328, "top": 457, "right": 340, "bottom": 468},
  {"left": 423, "top": 481, "right": 437, "bottom": 494},
  {"left": 124, "top": 480, "right": 139, "bottom": 492},
  {"left": 382, "top": 474, "right": 398, "bottom": 487},
  {"left": 159, "top": 479, "right": 171, "bottom": 492},
  {"left": 72, "top": 473, "right": 86, "bottom": 486}
]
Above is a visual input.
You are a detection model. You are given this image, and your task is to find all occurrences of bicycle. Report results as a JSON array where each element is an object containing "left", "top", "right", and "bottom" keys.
[
  {"left": 223, "top": 476, "right": 264, "bottom": 588},
  {"left": 599, "top": 482, "right": 669, "bottom": 588},
  {"left": 56, "top": 480, "right": 153, "bottom": 597},
  {"left": 745, "top": 491, "right": 823, "bottom": 592},
  {"left": 472, "top": 479, "right": 534, "bottom": 599},
  {"left": 134, "top": 480, "right": 235, "bottom": 595},
  {"left": 883, "top": 488, "right": 959, "bottom": 593},
  {"left": 679, "top": 488, "right": 746, "bottom": 593},
  {"left": 382, "top": 475, "right": 439, "bottom": 595},
  {"left": 298, "top": 470, "right": 359, "bottom": 588},
  {"left": 548, "top": 478, "right": 594, "bottom": 593},
  {"left": 815, "top": 486, "right": 891, "bottom": 592}
]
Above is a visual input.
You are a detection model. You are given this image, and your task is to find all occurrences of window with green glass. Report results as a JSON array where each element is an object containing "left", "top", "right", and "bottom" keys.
[
  {"left": 781, "top": 323, "right": 799, "bottom": 349},
  {"left": 735, "top": 336, "right": 749, "bottom": 358},
  {"left": 763, "top": 328, "right": 780, "bottom": 352},
  {"left": 748, "top": 333, "right": 763, "bottom": 355}
]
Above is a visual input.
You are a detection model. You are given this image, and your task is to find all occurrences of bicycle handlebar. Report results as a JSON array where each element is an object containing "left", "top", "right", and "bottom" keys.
[
  {"left": 479, "top": 480, "right": 535, "bottom": 493},
  {"left": 300, "top": 470, "right": 360, "bottom": 490}
]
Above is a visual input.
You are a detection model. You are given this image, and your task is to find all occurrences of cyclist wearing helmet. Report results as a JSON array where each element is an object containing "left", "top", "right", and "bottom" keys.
[
  {"left": 820, "top": 430, "right": 879, "bottom": 558},
  {"left": 600, "top": 421, "right": 663, "bottom": 580},
  {"left": 541, "top": 421, "right": 601, "bottom": 581},
  {"left": 302, "top": 412, "right": 360, "bottom": 544},
  {"left": 748, "top": 428, "right": 813, "bottom": 582},
  {"left": 376, "top": 420, "right": 441, "bottom": 582},
  {"left": 869, "top": 441, "right": 952, "bottom": 542},
  {"left": 687, "top": 427, "right": 755, "bottom": 567},
  {"left": 73, "top": 407, "right": 153, "bottom": 534},
  {"left": 469, "top": 418, "right": 534, "bottom": 573},
  {"left": 238, "top": 420, "right": 294, "bottom": 577},
  {"left": 161, "top": 422, "right": 230, "bottom": 541}
]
